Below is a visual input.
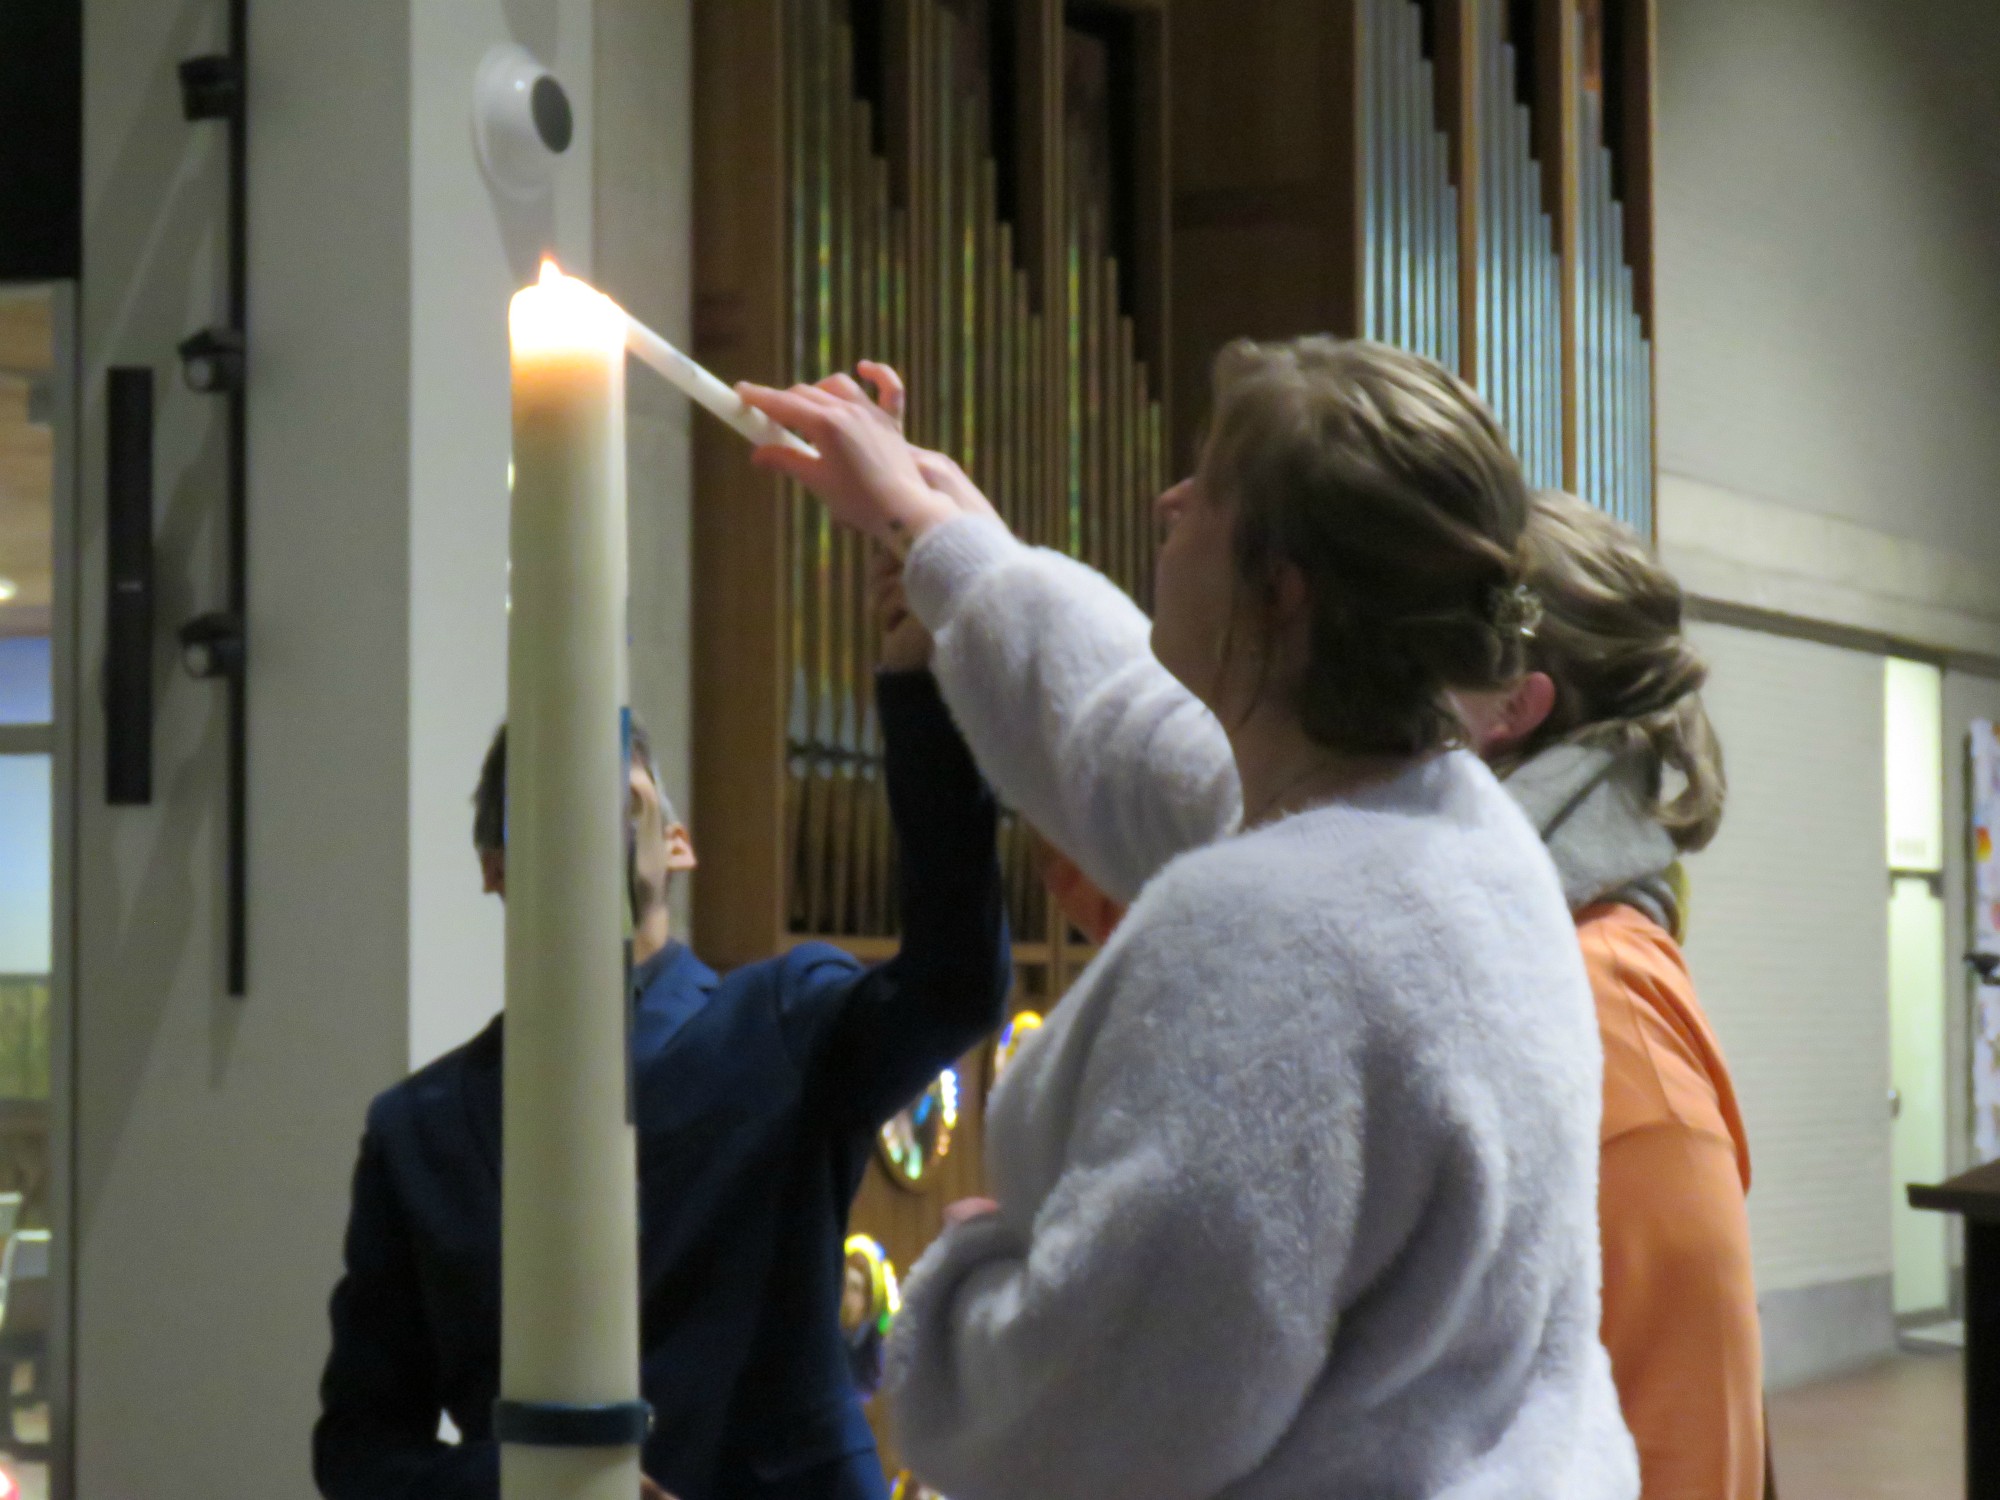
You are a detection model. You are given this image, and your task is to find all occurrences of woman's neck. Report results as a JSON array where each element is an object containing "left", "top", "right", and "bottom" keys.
[{"left": 1229, "top": 707, "right": 1418, "bottom": 829}]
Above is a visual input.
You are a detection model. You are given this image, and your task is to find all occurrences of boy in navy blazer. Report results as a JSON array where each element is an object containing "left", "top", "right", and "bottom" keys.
[{"left": 315, "top": 607, "right": 1009, "bottom": 1500}]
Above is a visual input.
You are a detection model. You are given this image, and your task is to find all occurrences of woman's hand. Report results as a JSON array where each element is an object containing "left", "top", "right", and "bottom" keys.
[
  {"left": 942, "top": 1196, "right": 999, "bottom": 1228},
  {"left": 855, "top": 360, "right": 907, "bottom": 428},
  {"left": 908, "top": 447, "right": 1002, "bottom": 526},
  {"left": 739, "top": 374, "right": 956, "bottom": 555}
]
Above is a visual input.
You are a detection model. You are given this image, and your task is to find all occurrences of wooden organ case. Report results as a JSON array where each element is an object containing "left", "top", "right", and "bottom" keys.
[
  {"left": 691, "top": 1, "right": 1169, "bottom": 1468},
  {"left": 691, "top": 0, "right": 1657, "bottom": 1479},
  {"left": 1171, "top": 0, "right": 1657, "bottom": 533}
]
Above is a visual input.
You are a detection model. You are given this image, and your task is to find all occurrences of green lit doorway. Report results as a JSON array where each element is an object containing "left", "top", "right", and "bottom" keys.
[{"left": 1885, "top": 657, "right": 1950, "bottom": 1321}]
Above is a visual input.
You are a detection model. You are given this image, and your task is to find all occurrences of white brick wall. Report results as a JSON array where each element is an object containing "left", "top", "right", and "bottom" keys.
[{"left": 1681, "top": 621, "right": 1890, "bottom": 1294}]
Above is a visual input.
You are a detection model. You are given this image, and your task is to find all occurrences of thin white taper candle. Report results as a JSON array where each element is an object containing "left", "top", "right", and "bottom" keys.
[
  {"left": 501, "top": 260, "right": 645, "bottom": 1500},
  {"left": 624, "top": 312, "right": 817, "bottom": 454}
]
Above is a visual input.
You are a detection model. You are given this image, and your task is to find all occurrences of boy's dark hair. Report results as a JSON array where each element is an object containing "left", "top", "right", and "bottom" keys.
[{"left": 472, "top": 717, "right": 667, "bottom": 854}]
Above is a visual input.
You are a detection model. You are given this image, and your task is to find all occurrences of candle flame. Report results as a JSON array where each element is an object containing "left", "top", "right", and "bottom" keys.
[{"left": 511, "top": 259, "right": 627, "bottom": 357}]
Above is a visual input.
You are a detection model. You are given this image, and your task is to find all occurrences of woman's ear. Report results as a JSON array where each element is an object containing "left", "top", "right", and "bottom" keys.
[
  {"left": 1455, "top": 672, "right": 1557, "bottom": 758},
  {"left": 1270, "top": 559, "right": 1309, "bottom": 630},
  {"left": 1510, "top": 671, "right": 1557, "bottom": 746},
  {"left": 1489, "top": 672, "right": 1557, "bottom": 755}
]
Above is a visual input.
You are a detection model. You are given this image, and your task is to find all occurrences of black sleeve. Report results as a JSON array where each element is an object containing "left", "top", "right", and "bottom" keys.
[
  {"left": 787, "top": 669, "right": 1011, "bottom": 1130},
  {"left": 314, "top": 1124, "right": 499, "bottom": 1500}
]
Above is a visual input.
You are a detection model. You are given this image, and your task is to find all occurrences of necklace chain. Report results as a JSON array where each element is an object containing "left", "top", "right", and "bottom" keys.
[{"left": 1244, "top": 756, "right": 1349, "bottom": 828}]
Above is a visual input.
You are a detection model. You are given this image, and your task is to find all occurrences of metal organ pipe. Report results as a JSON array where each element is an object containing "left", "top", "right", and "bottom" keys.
[
  {"left": 1475, "top": 7, "right": 1493, "bottom": 395},
  {"left": 1507, "top": 29, "right": 1521, "bottom": 452},
  {"left": 1401, "top": 2, "right": 1417, "bottom": 354},
  {"left": 1576, "top": 90, "right": 1592, "bottom": 510},
  {"left": 1605, "top": 162, "right": 1621, "bottom": 524},
  {"left": 1359, "top": 0, "right": 1459, "bottom": 370},
  {"left": 1431, "top": 122, "right": 1445, "bottom": 365},
  {"left": 1415, "top": 23, "right": 1431, "bottom": 360},
  {"left": 1511, "top": 74, "right": 1530, "bottom": 484},
  {"left": 1392, "top": 1, "right": 1408, "bottom": 346},
  {"left": 1364, "top": 0, "right": 1379, "bottom": 339},
  {"left": 1411, "top": 5, "right": 1424, "bottom": 357},
  {"left": 1599, "top": 166, "right": 1615, "bottom": 522}
]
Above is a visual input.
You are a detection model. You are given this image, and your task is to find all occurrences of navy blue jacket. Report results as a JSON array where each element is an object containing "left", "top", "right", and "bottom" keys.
[{"left": 315, "top": 672, "right": 1009, "bottom": 1500}]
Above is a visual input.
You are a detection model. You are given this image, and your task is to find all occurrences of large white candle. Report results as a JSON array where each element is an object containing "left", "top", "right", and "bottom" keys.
[{"left": 500, "top": 260, "right": 645, "bottom": 1500}]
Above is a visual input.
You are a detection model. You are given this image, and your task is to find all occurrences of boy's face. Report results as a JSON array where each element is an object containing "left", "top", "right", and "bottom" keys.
[
  {"left": 478, "top": 760, "right": 696, "bottom": 903},
  {"left": 628, "top": 760, "right": 697, "bottom": 917}
]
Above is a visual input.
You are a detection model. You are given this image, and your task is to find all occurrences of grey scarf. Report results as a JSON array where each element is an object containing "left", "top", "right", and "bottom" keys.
[{"left": 1503, "top": 742, "right": 1679, "bottom": 933}]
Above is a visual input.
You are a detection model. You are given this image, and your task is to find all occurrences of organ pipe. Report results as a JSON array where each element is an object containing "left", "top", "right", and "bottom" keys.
[
  {"left": 1363, "top": 0, "right": 1459, "bottom": 371},
  {"left": 780, "top": 0, "right": 1163, "bottom": 944}
]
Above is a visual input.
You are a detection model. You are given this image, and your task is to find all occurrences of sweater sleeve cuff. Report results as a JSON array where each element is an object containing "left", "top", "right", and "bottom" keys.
[
  {"left": 904, "top": 514, "right": 1023, "bottom": 633},
  {"left": 888, "top": 1209, "right": 1026, "bottom": 1379}
]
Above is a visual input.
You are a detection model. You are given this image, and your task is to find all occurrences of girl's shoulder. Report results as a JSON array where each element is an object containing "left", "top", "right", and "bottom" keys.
[{"left": 1580, "top": 904, "right": 1750, "bottom": 1177}]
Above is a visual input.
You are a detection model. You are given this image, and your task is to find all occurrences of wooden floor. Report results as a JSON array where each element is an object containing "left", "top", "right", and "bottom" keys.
[{"left": 1767, "top": 1351, "right": 1964, "bottom": 1500}]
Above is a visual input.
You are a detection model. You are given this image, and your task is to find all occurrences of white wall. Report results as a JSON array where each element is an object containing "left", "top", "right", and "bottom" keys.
[
  {"left": 406, "top": 0, "right": 597, "bottom": 1070},
  {"left": 1655, "top": 0, "right": 2000, "bottom": 1375},
  {"left": 1655, "top": 0, "right": 2000, "bottom": 666},
  {"left": 402, "top": 0, "right": 698, "bottom": 1067},
  {"left": 1655, "top": 0, "right": 2000, "bottom": 569},
  {"left": 1681, "top": 624, "right": 1890, "bottom": 1294},
  {"left": 73, "top": 1, "right": 691, "bottom": 1494},
  {"left": 76, "top": 3, "right": 412, "bottom": 1497},
  {"left": 595, "top": 0, "right": 696, "bottom": 941}
]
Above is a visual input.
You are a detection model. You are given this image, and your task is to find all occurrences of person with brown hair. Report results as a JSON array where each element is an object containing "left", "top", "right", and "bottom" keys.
[
  {"left": 1455, "top": 491, "right": 1761, "bottom": 1500},
  {"left": 741, "top": 338, "right": 1638, "bottom": 1500},
  {"left": 1029, "top": 488, "right": 1763, "bottom": 1500}
]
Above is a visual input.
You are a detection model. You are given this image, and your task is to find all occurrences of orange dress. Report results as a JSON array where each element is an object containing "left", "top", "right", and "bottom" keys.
[
  {"left": 1580, "top": 902, "right": 1763, "bottom": 1500},
  {"left": 1039, "top": 848, "right": 1764, "bottom": 1500}
]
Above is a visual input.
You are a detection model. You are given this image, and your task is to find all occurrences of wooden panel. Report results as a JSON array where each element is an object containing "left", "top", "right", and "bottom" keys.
[
  {"left": 1612, "top": 0, "right": 1655, "bottom": 537},
  {"left": 1170, "top": 0, "right": 1339, "bottom": 195},
  {"left": 1438, "top": 0, "right": 1481, "bottom": 381},
  {"left": 1168, "top": 0, "right": 1361, "bottom": 472},
  {"left": 0, "top": 294, "right": 53, "bottom": 374},
  {"left": 1129, "top": 8, "right": 1171, "bottom": 402},
  {"left": 0, "top": 373, "right": 52, "bottom": 619},
  {"left": 1014, "top": 0, "right": 1066, "bottom": 309},
  {"left": 693, "top": 1, "right": 790, "bottom": 968},
  {"left": 692, "top": 17, "right": 1171, "bottom": 1452},
  {"left": 1607, "top": 0, "right": 1655, "bottom": 338}
]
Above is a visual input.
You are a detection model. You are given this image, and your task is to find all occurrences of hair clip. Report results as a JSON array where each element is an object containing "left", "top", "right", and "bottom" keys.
[{"left": 1492, "top": 582, "right": 1543, "bottom": 641}]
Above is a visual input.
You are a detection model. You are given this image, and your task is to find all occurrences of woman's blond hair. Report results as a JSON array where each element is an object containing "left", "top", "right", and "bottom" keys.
[
  {"left": 1511, "top": 491, "right": 1726, "bottom": 851},
  {"left": 1201, "top": 337, "right": 1535, "bottom": 756}
]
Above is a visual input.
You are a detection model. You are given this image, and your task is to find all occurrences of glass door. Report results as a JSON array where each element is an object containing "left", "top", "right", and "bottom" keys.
[
  {"left": 1885, "top": 656, "right": 1950, "bottom": 1321},
  {"left": 0, "top": 282, "right": 72, "bottom": 1500}
]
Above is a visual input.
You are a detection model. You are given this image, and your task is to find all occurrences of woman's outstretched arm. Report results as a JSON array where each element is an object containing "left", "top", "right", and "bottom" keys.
[
  {"left": 904, "top": 513, "right": 1237, "bottom": 902},
  {"left": 740, "top": 373, "right": 1239, "bottom": 900}
]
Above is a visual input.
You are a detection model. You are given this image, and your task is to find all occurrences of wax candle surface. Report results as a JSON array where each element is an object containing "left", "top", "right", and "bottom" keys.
[{"left": 501, "top": 261, "right": 644, "bottom": 1500}]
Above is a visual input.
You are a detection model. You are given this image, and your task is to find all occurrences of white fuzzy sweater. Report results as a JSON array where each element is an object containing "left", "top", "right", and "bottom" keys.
[{"left": 884, "top": 515, "right": 1638, "bottom": 1500}]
